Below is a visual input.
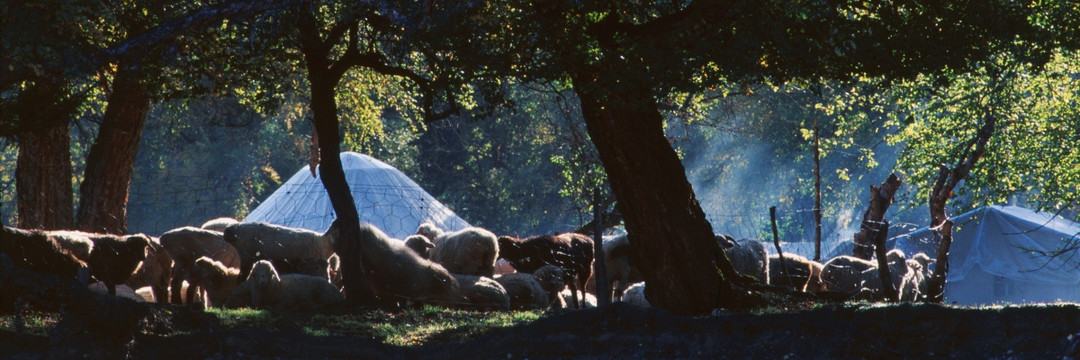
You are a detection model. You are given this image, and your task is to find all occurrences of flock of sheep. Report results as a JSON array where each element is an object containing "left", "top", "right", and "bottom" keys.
[{"left": 1, "top": 216, "right": 934, "bottom": 314}]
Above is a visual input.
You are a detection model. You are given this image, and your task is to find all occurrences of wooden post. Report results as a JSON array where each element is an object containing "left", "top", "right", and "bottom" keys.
[
  {"left": 770, "top": 206, "right": 793, "bottom": 289},
  {"left": 927, "top": 219, "right": 954, "bottom": 303},
  {"left": 872, "top": 220, "right": 897, "bottom": 302},
  {"left": 852, "top": 174, "right": 902, "bottom": 260},
  {"left": 592, "top": 189, "right": 611, "bottom": 307},
  {"left": 813, "top": 119, "right": 822, "bottom": 262}
]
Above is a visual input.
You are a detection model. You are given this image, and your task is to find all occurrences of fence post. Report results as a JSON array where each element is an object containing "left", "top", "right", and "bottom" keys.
[{"left": 592, "top": 188, "right": 611, "bottom": 306}]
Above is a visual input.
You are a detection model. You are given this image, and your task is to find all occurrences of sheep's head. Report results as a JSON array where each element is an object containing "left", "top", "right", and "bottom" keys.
[
  {"left": 125, "top": 234, "right": 151, "bottom": 262},
  {"left": 249, "top": 260, "right": 280, "bottom": 307},
  {"left": 193, "top": 256, "right": 225, "bottom": 286},
  {"left": 714, "top": 234, "right": 736, "bottom": 249},
  {"left": 416, "top": 222, "right": 444, "bottom": 241},
  {"left": 405, "top": 235, "right": 435, "bottom": 259},
  {"left": 496, "top": 236, "right": 523, "bottom": 259}
]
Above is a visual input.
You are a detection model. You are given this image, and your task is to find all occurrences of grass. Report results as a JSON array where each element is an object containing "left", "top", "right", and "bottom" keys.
[
  {"left": 0, "top": 311, "right": 61, "bottom": 336},
  {"left": 206, "top": 304, "right": 546, "bottom": 346}
]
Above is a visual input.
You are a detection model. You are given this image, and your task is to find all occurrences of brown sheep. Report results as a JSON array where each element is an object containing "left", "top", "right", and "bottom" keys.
[
  {"left": 1, "top": 226, "right": 89, "bottom": 283},
  {"left": 497, "top": 233, "right": 594, "bottom": 309},
  {"left": 768, "top": 253, "right": 825, "bottom": 292},
  {"left": 124, "top": 236, "right": 173, "bottom": 303},
  {"left": 85, "top": 233, "right": 150, "bottom": 296},
  {"left": 223, "top": 220, "right": 340, "bottom": 281},
  {"left": 160, "top": 226, "right": 241, "bottom": 304}
]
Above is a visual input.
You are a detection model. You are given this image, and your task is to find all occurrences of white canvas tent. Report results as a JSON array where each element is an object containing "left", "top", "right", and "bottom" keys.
[
  {"left": 243, "top": 152, "right": 471, "bottom": 239},
  {"left": 894, "top": 205, "right": 1080, "bottom": 305}
]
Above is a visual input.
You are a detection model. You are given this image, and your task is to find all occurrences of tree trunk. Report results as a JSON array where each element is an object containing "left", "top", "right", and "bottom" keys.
[
  {"left": 15, "top": 81, "right": 75, "bottom": 230},
  {"left": 572, "top": 71, "right": 731, "bottom": 316},
  {"left": 851, "top": 173, "right": 902, "bottom": 260},
  {"left": 76, "top": 65, "right": 149, "bottom": 234},
  {"left": 872, "top": 220, "right": 897, "bottom": 302},
  {"left": 298, "top": 6, "right": 377, "bottom": 306}
]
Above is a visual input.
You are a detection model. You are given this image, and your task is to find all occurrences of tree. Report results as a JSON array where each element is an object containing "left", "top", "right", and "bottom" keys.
[{"left": 483, "top": 0, "right": 1077, "bottom": 314}]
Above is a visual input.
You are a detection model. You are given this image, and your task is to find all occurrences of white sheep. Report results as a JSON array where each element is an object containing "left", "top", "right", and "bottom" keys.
[
  {"left": 598, "top": 234, "right": 642, "bottom": 301},
  {"left": 44, "top": 230, "right": 95, "bottom": 261},
  {"left": 223, "top": 220, "right": 341, "bottom": 281},
  {"left": 160, "top": 226, "right": 241, "bottom": 304},
  {"left": 404, "top": 234, "right": 435, "bottom": 259},
  {"left": 557, "top": 288, "right": 597, "bottom": 309},
  {"left": 243, "top": 259, "right": 344, "bottom": 311},
  {"left": 421, "top": 223, "right": 499, "bottom": 277},
  {"left": 200, "top": 217, "right": 240, "bottom": 232},
  {"left": 821, "top": 249, "right": 909, "bottom": 301},
  {"left": 348, "top": 222, "right": 460, "bottom": 304},
  {"left": 899, "top": 252, "right": 934, "bottom": 302},
  {"left": 415, "top": 222, "right": 445, "bottom": 242},
  {"left": 450, "top": 273, "right": 511, "bottom": 310},
  {"left": 621, "top": 282, "right": 650, "bottom": 307},
  {"left": 188, "top": 256, "right": 241, "bottom": 308},
  {"left": 494, "top": 273, "right": 550, "bottom": 309},
  {"left": 717, "top": 235, "right": 769, "bottom": 284}
]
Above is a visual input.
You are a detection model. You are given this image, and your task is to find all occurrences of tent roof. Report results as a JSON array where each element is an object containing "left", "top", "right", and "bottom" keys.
[
  {"left": 894, "top": 205, "right": 1080, "bottom": 285},
  {"left": 242, "top": 152, "right": 471, "bottom": 239}
]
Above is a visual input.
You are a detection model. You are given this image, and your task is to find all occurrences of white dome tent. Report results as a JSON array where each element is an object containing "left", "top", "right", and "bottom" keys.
[
  {"left": 894, "top": 205, "right": 1080, "bottom": 305},
  {"left": 243, "top": 152, "right": 471, "bottom": 239}
]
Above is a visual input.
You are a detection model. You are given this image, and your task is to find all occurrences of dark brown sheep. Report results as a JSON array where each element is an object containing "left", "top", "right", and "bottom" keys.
[
  {"left": 86, "top": 233, "right": 150, "bottom": 296},
  {"left": 497, "top": 233, "right": 594, "bottom": 309},
  {"left": 1, "top": 226, "right": 89, "bottom": 282}
]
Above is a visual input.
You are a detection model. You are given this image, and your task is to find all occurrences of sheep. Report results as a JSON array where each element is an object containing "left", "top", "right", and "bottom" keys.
[
  {"left": 242, "top": 259, "right": 344, "bottom": 311},
  {"left": 717, "top": 235, "right": 770, "bottom": 284},
  {"left": 557, "top": 288, "right": 597, "bottom": 309},
  {"left": 84, "top": 233, "right": 150, "bottom": 296},
  {"left": 532, "top": 264, "right": 566, "bottom": 306},
  {"left": 88, "top": 283, "right": 144, "bottom": 302},
  {"left": 44, "top": 230, "right": 95, "bottom": 261},
  {"left": 404, "top": 234, "right": 435, "bottom": 259},
  {"left": 346, "top": 222, "right": 460, "bottom": 304},
  {"left": 497, "top": 233, "right": 594, "bottom": 309},
  {"left": 124, "top": 235, "right": 173, "bottom": 303},
  {"left": 1, "top": 226, "right": 90, "bottom": 283},
  {"left": 223, "top": 220, "right": 341, "bottom": 281},
  {"left": 159, "top": 226, "right": 241, "bottom": 304},
  {"left": 494, "top": 258, "right": 517, "bottom": 275},
  {"left": 899, "top": 252, "right": 934, "bottom": 302},
  {"left": 188, "top": 256, "right": 241, "bottom": 308},
  {"left": 421, "top": 223, "right": 499, "bottom": 277},
  {"left": 256, "top": 255, "right": 332, "bottom": 281},
  {"left": 415, "top": 222, "right": 445, "bottom": 242},
  {"left": 327, "top": 253, "right": 342, "bottom": 288},
  {"left": 450, "top": 273, "right": 511, "bottom": 310},
  {"left": 494, "top": 273, "right": 550, "bottom": 309},
  {"left": 768, "top": 253, "right": 826, "bottom": 292},
  {"left": 596, "top": 234, "right": 643, "bottom": 301},
  {"left": 821, "top": 249, "right": 909, "bottom": 301},
  {"left": 200, "top": 217, "right": 240, "bottom": 232},
  {"left": 620, "top": 282, "right": 650, "bottom": 308}
]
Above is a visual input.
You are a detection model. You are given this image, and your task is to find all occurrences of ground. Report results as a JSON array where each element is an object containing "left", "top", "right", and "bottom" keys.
[{"left": 2, "top": 301, "right": 1080, "bottom": 359}]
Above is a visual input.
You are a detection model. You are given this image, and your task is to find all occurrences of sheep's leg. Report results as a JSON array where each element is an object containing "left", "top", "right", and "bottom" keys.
[
  {"left": 170, "top": 267, "right": 185, "bottom": 304},
  {"left": 570, "top": 281, "right": 581, "bottom": 309},
  {"left": 107, "top": 282, "right": 117, "bottom": 296},
  {"left": 186, "top": 283, "right": 199, "bottom": 305},
  {"left": 153, "top": 285, "right": 168, "bottom": 304}
]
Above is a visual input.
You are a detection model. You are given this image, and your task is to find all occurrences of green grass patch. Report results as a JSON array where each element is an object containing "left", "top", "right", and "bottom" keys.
[
  {"left": 0, "top": 311, "right": 61, "bottom": 336},
  {"left": 207, "top": 305, "right": 546, "bottom": 346}
]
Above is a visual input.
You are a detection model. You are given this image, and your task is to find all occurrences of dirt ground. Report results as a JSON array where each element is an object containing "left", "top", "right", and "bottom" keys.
[{"left": 3, "top": 302, "right": 1080, "bottom": 359}]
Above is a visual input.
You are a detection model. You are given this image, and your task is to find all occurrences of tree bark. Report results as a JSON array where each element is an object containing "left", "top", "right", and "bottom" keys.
[
  {"left": 572, "top": 70, "right": 732, "bottom": 316},
  {"left": 76, "top": 65, "right": 149, "bottom": 234},
  {"left": 298, "top": 5, "right": 378, "bottom": 306},
  {"left": 924, "top": 111, "right": 995, "bottom": 303},
  {"left": 872, "top": 220, "right": 897, "bottom": 302},
  {"left": 15, "top": 81, "right": 75, "bottom": 230},
  {"left": 851, "top": 173, "right": 902, "bottom": 260}
]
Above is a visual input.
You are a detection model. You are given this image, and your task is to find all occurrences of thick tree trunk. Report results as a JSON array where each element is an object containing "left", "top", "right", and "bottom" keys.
[
  {"left": 851, "top": 173, "right": 902, "bottom": 260},
  {"left": 76, "top": 65, "right": 149, "bottom": 234},
  {"left": 299, "top": 6, "right": 378, "bottom": 306},
  {"left": 572, "top": 71, "right": 731, "bottom": 316},
  {"left": 15, "top": 81, "right": 74, "bottom": 230}
]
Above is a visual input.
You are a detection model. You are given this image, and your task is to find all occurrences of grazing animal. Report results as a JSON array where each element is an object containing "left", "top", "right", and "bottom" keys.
[
  {"left": 200, "top": 217, "right": 240, "bottom": 232},
  {"left": 768, "top": 253, "right": 826, "bottom": 292},
  {"left": 223, "top": 220, "right": 341, "bottom": 281},
  {"left": 188, "top": 256, "right": 241, "bottom": 308},
  {"left": 426, "top": 225, "right": 500, "bottom": 277},
  {"left": 494, "top": 273, "right": 550, "bottom": 309},
  {"left": 159, "top": 226, "right": 240, "bottom": 304},
  {"left": 244, "top": 259, "right": 344, "bottom": 311},
  {"left": 717, "top": 235, "right": 770, "bottom": 284},
  {"left": 404, "top": 234, "right": 435, "bottom": 259},
  {"left": 597, "top": 234, "right": 643, "bottom": 301},
  {"left": 1, "top": 226, "right": 89, "bottom": 283},
  {"left": 345, "top": 223, "right": 460, "bottom": 304},
  {"left": 497, "top": 233, "right": 594, "bottom": 308},
  {"left": 124, "top": 236, "right": 173, "bottom": 303},
  {"left": 450, "top": 273, "right": 511, "bottom": 310},
  {"left": 85, "top": 233, "right": 151, "bottom": 296}
]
